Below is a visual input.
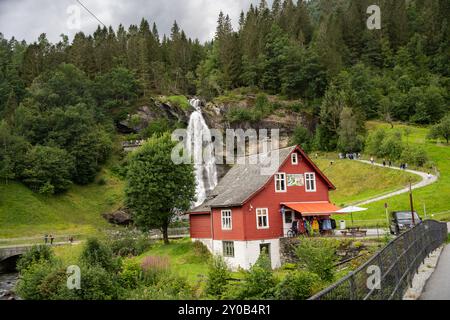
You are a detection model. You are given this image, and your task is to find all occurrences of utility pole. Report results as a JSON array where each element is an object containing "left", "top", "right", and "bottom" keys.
[{"left": 409, "top": 180, "right": 415, "bottom": 225}]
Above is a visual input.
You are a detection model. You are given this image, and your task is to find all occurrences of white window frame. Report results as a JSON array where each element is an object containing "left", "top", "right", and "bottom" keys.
[
  {"left": 256, "top": 208, "right": 270, "bottom": 229},
  {"left": 222, "top": 241, "right": 235, "bottom": 257},
  {"left": 221, "top": 209, "right": 232, "bottom": 230},
  {"left": 305, "top": 172, "right": 317, "bottom": 192},
  {"left": 274, "top": 173, "right": 287, "bottom": 192},
  {"left": 291, "top": 153, "right": 298, "bottom": 165}
]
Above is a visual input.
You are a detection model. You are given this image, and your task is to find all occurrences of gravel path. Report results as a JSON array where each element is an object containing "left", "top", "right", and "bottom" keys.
[{"left": 351, "top": 160, "right": 438, "bottom": 206}]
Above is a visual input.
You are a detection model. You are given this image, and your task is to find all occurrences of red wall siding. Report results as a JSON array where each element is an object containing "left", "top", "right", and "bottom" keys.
[
  {"left": 211, "top": 206, "right": 245, "bottom": 240},
  {"left": 210, "top": 151, "right": 329, "bottom": 240},
  {"left": 190, "top": 214, "right": 212, "bottom": 239}
]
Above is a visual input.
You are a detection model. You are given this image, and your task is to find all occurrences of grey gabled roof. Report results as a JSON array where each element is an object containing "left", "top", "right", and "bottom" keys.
[{"left": 190, "top": 146, "right": 296, "bottom": 213}]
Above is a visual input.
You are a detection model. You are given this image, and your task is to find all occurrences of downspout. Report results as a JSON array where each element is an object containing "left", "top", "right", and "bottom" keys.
[{"left": 210, "top": 208, "right": 214, "bottom": 253}]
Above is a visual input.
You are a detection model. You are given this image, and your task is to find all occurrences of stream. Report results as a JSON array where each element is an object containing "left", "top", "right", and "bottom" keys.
[{"left": 0, "top": 273, "right": 19, "bottom": 300}]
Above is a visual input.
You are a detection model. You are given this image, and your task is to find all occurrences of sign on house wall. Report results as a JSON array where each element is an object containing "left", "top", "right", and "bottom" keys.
[{"left": 287, "top": 174, "right": 304, "bottom": 187}]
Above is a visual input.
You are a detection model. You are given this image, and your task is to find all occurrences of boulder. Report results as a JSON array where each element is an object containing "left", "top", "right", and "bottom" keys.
[{"left": 103, "top": 208, "right": 133, "bottom": 226}]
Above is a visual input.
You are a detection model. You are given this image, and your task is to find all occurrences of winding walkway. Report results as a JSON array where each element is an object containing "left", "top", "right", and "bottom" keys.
[{"left": 351, "top": 160, "right": 438, "bottom": 206}]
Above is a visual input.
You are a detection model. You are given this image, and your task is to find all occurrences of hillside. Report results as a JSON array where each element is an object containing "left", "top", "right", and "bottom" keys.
[
  {"left": 315, "top": 158, "right": 421, "bottom": 207},
  {"left": 337, "top": 121, "right": 450, "bottom": 227},
  {"left": 0, "top": 168, "right": 124, "bottom": 238}
]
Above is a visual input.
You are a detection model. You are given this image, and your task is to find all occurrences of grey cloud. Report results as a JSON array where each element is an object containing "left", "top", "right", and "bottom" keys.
[{"left": 0, "top": 0, "right": 264, "bottom": 43}]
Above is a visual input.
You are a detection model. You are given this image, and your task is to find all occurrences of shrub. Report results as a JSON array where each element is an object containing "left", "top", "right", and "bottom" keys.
[
  {"left": 108, "top": 230, "right": 152, "bottom": 257},
  {"left": 226, "top": 252, "right": 277, "bottom": 300},
  {"left": 119, "top": 259, "right": 143, "bottom": 289},
  {"left": 275, "top": 271, "right": 322, "bottom": 300},
  {"left": 76, "top": 265, "right": 121, "bottom": 300},
  {"left": 192, "top": 241, "right": 211, "bottom": 260},
  {"left": 16, "top": 261, "right": 59, "bottom": 300},
  {"left": 125, "top": 273, "right": 194, "bottom": 300},
  {"left": 205, "top": 255, "right": 230, "bottom": 298},
  {"left": 401, "top": 145, "right": 429, "bottom": 167},
  {"left": 17, "top": 245, "right": 55, "bottom": 272},
  {"left": 379, "top": 134, "right": 403, "bottom": 160},
  {"left": 80, "top": 238, "right": 119, "bottom": 272},
  {"left": 296, "top": 238, "right": 338, "bottom": 283}
]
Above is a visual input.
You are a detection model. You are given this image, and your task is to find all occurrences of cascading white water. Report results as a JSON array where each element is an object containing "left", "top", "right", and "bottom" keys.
[{"left": 186, "top": 99, "right": 218, "bottom": 207}]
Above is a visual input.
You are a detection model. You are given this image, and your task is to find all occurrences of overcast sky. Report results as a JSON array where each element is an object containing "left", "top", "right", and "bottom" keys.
[{"left": 0, "top": 0, "right": 267, "bottom": 44}]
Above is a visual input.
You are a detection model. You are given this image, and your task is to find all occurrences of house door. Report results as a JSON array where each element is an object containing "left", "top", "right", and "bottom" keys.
[{"left": 283, "top": 210, "right": 294, "bottom": 237}]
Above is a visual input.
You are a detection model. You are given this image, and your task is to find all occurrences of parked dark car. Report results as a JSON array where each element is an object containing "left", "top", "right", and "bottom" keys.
[{"left": 389, "top": 211, "right": 422, "bottom": 235}]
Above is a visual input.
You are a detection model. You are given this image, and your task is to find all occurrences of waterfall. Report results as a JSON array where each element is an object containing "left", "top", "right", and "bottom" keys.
[{"left": 186, "top": 99, "right": 218, "bottom": 207}]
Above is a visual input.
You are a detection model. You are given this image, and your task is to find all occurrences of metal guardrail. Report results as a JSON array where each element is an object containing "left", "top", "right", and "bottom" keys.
[{"left": 310, "top": 220, "right": 448, "bottom": 300}]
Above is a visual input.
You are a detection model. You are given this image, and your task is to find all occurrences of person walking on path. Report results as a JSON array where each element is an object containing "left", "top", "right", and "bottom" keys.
[
  {"left": 370, "top": 157, "right": 374, "bottom": 165},
  {"left": 44, "top": 234, "right": 48, "bottom": 244},
  {"left": 50, "top": 234, "right": 54, "bottom": 245}
]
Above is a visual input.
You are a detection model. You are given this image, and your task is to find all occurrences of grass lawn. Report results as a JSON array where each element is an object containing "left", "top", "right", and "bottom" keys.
[
  {"left": 328, "top": 121, "right": 450, "bottom": 227},
  {"left": 315, "top": 158, "right": 420, "bottom": 207},
  {"left": 0, "top": 168, "right": 125, "bottom": 239},
  {"left": 137, "top": 238, "right": 209, "bottom": 287}
]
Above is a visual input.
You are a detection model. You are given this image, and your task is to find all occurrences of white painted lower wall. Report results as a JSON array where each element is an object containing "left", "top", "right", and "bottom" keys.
[{"left": 192, "top": 238, "right": 281, "bottom": 270}]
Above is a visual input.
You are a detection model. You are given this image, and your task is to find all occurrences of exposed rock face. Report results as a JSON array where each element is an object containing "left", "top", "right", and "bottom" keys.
[
  {"left": 118, "top": 97, "right": 194, "bottom": 133},
  {"left": 103, "top": 208, "right": 133, "bottom": 226}
]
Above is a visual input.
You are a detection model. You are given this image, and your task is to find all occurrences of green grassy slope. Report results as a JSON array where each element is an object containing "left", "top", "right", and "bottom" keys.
[
  {"left": 0, "top": 169, "right": 124, "bottom": 238},
  {"left": 315, "top": 159, "right": 420, "bottom": 206},
  {"left": 332, "top": 121, "right": 450, "bottom": 227}
]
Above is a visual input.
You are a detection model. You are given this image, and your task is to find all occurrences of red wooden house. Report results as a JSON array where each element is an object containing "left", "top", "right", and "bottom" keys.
[{"left": 189, "top": 145, "right": 341, "bottom": 269}]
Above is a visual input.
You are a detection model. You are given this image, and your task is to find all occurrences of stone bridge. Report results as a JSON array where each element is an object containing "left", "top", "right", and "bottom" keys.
[{"left": 0, "top": 245, "right": 32, "bottom": 273}]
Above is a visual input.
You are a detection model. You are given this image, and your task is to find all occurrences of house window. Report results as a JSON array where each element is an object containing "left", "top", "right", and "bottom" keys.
[
  {"left": 221, "top": 210, "right": 232, "bottom": 230},
  {"left": 291, "top": 153, "right": 298, "bottom": 165},
  {"left": 223, "top": 241, "right": 235, "bottom": 257},
  {"left": 305, "top": 173, "right": 316, "bottom": 192},
  {"left": 275, "top": 173, "right": 286, "bottom": 192},
  {"left": 256, "top": 208, "right": 269, "bottom": 229}
]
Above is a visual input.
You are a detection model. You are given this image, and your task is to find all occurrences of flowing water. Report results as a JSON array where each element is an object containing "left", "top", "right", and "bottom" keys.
[
  {"left": 186, "top": 99, "right": 218, "bottom": 207},
  {"left": 0, "top": 273, "right": 18, "bottom": 300}
]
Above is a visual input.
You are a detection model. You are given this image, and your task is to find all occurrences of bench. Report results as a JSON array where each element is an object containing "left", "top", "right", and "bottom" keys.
[{"left": 341, "top": 228, "right": 368, "bottom": 237}]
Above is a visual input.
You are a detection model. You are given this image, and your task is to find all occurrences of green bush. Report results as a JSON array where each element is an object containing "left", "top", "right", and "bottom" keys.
[
  {"left": 76, "top": 265, "right": 121, "bottom": 300},
  {"left": 296, "top": 238, "right": 338, "bottom": 283},
  {"left": 225, "top": 252, "right": 277, "bottom": 300},
  {"left": 125, "top": 273, "right": 195, "bottom": 300},
  {"left": 17, "top": 245, "right": 55, "bottom": 272},
  {"left": 401, "top": 145, "right": 429, "bottom": 167},
  {"left": 275, "top": 271, "right": 322, "bottom": 300},
  {"left": 108, "top": 230, "right": 152, "bottom": 257},
  {"left": 205, "top": 255, "right": 230, "bottom": 298},
  {"left": 119, "top": 259, "right": 143, "bottom": 289},
  {"left": 80, "top": 238, "right": 120, "bottom": 272},
  {"left": 16, "top": 261, "right": 59, "bottom": 300},
  {"left": 164, "top": 95, "right": 190, "bottom": 110}
]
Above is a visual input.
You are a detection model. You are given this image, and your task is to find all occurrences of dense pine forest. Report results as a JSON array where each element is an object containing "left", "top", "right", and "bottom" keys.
[{"left": 0, "top": 0, "right": 448, "bottom": 194}]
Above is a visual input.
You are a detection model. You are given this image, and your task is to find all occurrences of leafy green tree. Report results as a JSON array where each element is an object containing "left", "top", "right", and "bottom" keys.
[
  {"left": 125, "top": 133, "right": 196, "bottom": 244},
  {"left": 337, "top": 107, "right": 365, "bottom": 153},
  {"left": 291, "top": 125, "right": 313, "bottom": 152},
  {"left": 22, "top": 146, "right": 75, "bottom": 194},
  {"left": 428, "top": 114, "right": 450, "bottom": 143}
]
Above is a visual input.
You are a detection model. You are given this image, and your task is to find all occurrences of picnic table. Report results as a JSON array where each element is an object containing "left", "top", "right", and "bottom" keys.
[{"left": 340, "top": 227, "right": 367, "bottom": 237}]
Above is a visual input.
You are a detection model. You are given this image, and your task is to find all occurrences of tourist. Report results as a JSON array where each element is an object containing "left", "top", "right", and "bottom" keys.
[
  {"left": 44, "top": 234, "right": 48, "bottom": 244},
  {"left": 370, "top": 157, "right": 374, "bottom": 165},
  {"left": 383, "top": 160, "right": 386, "bottom": 167},
  {"left": 50, "top": 234, "right": 54, "bottom": 245},
  {"left": 388, "top": 160, "right": 392, "bottom": 167}
]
